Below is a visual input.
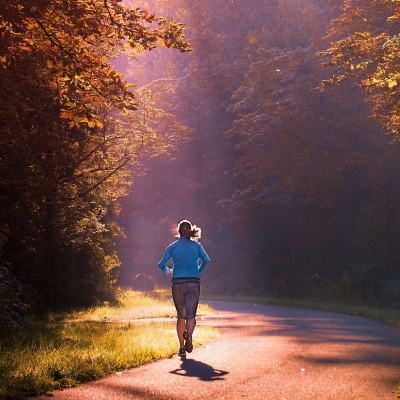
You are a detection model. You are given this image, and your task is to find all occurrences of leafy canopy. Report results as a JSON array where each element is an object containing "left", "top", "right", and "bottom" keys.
[
  {"left": 0, "top": 0, "right": 191, "bottom": 129},
  {"left": 319, "top": 0, "right": 400, "bottom": 137}
]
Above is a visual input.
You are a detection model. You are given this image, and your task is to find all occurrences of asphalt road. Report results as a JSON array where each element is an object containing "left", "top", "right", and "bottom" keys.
[{"left": 33, "top": 301, "right": 400, "bottom": 400}]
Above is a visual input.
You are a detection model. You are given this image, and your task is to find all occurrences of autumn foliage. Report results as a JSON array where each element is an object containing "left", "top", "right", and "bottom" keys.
[
  {"left": 2, "top": 0, "right": 400, "bottom": 332},
  {"left": 0, "top": 0, "right": 190, "bottom": 325},
  {"left": 320, "top": 0, "right": 400, "bottom": 136}
]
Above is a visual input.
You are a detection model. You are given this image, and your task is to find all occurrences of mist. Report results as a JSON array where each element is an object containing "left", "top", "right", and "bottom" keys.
[{"left": 114, "top": 0, "right": 400, "bottom": 307}]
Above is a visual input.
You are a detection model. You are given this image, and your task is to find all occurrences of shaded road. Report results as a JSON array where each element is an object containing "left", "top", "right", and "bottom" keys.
[{"left": 34, "top": 301, "right": 400, "bottom": 399}]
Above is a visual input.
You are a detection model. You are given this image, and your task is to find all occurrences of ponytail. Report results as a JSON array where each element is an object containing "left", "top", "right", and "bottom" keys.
[
  {"left": 178, "top": 219, "right": 202, "bottom": 241},
  {"left": 190, "top": 224, "right": 201, "bottom": 240}
]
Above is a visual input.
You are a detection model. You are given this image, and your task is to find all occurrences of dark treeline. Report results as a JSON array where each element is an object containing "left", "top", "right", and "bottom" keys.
[
  {"left": 117, "top": 0, "right": 400, "bottom": 307},
  {"left": 1, "top": 0, "right": 400, "bottom": 333}
]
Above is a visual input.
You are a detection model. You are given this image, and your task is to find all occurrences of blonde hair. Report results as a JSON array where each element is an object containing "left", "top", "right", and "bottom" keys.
[{"left": 177, "top": 219, "right": 201, "bottom": 240}]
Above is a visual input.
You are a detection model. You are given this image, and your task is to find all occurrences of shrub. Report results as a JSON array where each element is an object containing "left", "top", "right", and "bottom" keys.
[{"left": 0, "top": 262, "right": 34, "bottom": 335}]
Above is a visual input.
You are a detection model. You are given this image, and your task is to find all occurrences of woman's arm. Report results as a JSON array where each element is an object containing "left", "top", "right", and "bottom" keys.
[
  {"left": 198, "top": 244, "right": 211, "bottom": 274},
  {"left": 158, "top": 246, "right": 173, "bottom": 275}
]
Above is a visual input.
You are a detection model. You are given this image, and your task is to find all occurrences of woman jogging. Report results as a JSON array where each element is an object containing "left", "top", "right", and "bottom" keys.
[{"left": 158, "top": 219, "right": 211, "bottom": 357}]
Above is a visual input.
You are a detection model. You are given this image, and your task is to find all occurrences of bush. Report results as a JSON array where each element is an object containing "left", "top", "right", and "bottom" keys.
[{"left": 0, "top": 262, "right": 34, "bottom": 334}]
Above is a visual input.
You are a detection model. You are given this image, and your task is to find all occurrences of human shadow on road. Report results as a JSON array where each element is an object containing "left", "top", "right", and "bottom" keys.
[{"left": 169, "top": 358, "right": 229, "bottom": 381}]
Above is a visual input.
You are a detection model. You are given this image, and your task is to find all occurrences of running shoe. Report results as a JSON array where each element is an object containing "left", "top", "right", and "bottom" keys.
[
  {"left": 183, "top": 331, "right": 193, "bottom": 353},
  {"left": 178, "top": 347, "right": 186, "bottom": 357}
]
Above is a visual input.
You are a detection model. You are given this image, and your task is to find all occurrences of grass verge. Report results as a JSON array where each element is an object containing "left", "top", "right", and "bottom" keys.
[{"left": 0, "top": 290, "right": 217, "bottom": 400}]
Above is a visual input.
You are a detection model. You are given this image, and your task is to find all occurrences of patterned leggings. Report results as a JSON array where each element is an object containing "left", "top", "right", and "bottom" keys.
[{"left": 172, "top": 278, "right": 200, "bottom": 319}]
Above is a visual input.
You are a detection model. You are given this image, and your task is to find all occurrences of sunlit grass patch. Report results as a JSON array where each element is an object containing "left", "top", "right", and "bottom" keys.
[
  {"left": 69, "top": 289, "right": 214, "bottom": 322},
  {"left": 0, "top": 290, "right": 218, "bottom": 400},
  {"left": 69, "top": 289, "right": 176, "bottom": 322},
  {"left": 63, "top": 289, "right": 214, "bottom": 332}
]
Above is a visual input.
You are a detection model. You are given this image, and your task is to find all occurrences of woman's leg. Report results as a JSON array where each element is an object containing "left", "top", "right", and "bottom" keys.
[
  {"left": 172, "top": 284, "right": 187, "bottom": 350},
  {"left": 183, "top": 283, "right": 200, "bottom": 352},
  {"left": 177, "top": 317, "right": 195, "bottom": 351},
  {"left": 173, "top": 281, "right": 200, "bottom": 352},
  {"left": 177, "top": 318, "right": 186, "bottom": 348},
  {"left": 185, "top": 282, "right": 200, "bottom": 338},
  {"left": 186, "top": 316, "right": 196, "bottom": 336}
]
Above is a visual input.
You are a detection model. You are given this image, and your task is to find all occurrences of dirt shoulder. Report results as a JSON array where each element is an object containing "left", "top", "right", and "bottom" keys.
[{"left": 32, "top": 301, "right": 400, "bottom": 400}]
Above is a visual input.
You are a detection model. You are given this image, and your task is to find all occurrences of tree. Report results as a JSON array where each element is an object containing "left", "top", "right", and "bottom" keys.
[
  {"left": 319, "top": 0, "right": 400, "bottom": 137},
  {"left": 0, "top": 0, "right": 192, "bottom": 310},
  {"left": 0, "top": 1, "right": 191, "bottom": 127},
  {"left": 219, "top": 0, "right": 400, "bottom": 300},
  {"left": 319, "top": 0, "right": 400, "bottom": 278}
]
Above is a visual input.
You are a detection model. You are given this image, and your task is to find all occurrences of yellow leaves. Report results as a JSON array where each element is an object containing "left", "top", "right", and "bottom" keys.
[
  {"left": 68, "top": 120, "right": 79, "bottom": 129},
  {"left": 127, "top": 40, "right": 143, "bottom": 53},
  {"left": 60, "top": 109, "right": 74, "bottom": 120},
  {"left": 349, "top": 62, "right": 365, "bottom": 71},
  {"left": 387, "top": 8, "right": 400, "bottom": 21},
  {"left": 88, "top": 119, "right": 103, "bottom": 129},
  {"left": 387, "top": 79, "right": 398, "bottom": 89},
  {"left": 0, "top": 56, "right": 8, "bottom": 68},
  {"left": 2, "top": 0, "right": 191, "bottom": 135},
  {"left": 354, "top": 31, "right": 370, "bottom": 39},
  {"left": 26, "top": 22, "right": 37, "bottom": 30},
  {"left": 47, "top": 60, "right": 56, "bottom": 69},
  {"left": 367, "top": 76, "right": 398, "bottom": 89},
  {"left": 371, "top": 77, "right": 383, "bottom": 85},
  {"left": 67, "top": 116, "right": 103, "bottom": 130}
]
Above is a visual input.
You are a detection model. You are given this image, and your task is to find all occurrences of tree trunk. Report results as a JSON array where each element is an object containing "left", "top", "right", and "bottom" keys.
[{"left": 384, "top": 194, "right": 398, "bottom": 275}]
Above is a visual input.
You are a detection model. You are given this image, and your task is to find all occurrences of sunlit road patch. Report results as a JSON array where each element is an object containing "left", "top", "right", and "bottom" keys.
[{"left": 32, "top": 301, "right": 400, "bottom": 400}]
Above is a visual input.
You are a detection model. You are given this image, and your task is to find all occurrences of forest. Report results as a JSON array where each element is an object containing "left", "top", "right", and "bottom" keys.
[{"left": 1, "top": 0, "right": 400, "bottom": 333}]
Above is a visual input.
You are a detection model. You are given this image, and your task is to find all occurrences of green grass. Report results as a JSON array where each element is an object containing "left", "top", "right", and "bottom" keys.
[{"left": 0, "top": 290, "right": 217, "bottom": 400}]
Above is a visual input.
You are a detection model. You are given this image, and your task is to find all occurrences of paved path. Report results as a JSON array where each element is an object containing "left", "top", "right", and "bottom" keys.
[{"left": 34, "top": 301, "right": 400, "bottom": 399}]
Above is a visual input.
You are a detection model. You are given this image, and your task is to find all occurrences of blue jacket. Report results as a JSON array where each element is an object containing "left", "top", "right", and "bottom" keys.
[{"left": 158, "top": 237, "right": 211, "bottom": 278}]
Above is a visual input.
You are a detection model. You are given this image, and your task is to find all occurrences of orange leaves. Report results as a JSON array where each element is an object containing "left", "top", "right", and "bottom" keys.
[
  {"left": 0, "top": 0, "right": 191, "bottom": 129},
  {"left": 0, "top": 1, "right": 196, "bottom": 310},
  {"left": 387, "top": 8, "right": 400, "bottom": 21}
]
